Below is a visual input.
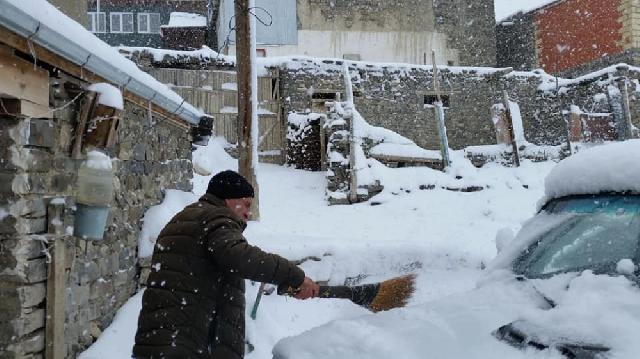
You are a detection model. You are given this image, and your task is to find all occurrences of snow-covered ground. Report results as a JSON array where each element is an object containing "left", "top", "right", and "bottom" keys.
[{"left": 80, "top": 137, "right": 557, "bottom": 359}]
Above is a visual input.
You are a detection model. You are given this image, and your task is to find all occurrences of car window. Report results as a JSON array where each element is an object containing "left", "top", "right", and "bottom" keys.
[{"left": 516, "top": 195, "right": 640, "bottom": 277}]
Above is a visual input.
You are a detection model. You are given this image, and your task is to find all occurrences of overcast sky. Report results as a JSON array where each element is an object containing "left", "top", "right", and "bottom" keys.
[{"left": 494, "top": 0, "right": 556, "bottom": 21}]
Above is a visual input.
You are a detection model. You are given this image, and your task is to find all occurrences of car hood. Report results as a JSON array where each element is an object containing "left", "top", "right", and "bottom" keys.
[{"left": 272, "top": 271, "right": 640, "bottom": 359}]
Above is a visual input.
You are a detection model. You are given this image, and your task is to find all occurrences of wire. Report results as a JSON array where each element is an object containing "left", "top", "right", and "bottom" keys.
[{"left": 215, "top": 2, "right": 273, "bottom": 62}]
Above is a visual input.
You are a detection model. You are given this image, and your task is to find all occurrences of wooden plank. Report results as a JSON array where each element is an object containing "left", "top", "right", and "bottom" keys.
[
  {"left": 0, "top": 98, "right": 52, "bottom": 118},
  {"left": 45, "top": 236, "right": 66, "bottom": 359},
  {"left": 72, "top": 91, "right": 97, "bottom": 159},
  {"left": 45, "top": 202, "right": 66, "bottom": 359},
  {"left": 0, "top": 51, "right": 49, "bottom": 106},
  {"left": 0, "top": 26, "right": 192, "bottom": 131}
]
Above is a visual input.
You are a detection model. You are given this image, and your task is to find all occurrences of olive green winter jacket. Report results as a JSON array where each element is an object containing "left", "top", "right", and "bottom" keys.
[{"left": 133, "top": 193, "right": 305, "bottom": 359}]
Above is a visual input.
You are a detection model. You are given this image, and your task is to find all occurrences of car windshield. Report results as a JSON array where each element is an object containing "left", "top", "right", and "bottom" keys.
[{"left": 514, "top": 195, "right": 640, "bottom": 278}]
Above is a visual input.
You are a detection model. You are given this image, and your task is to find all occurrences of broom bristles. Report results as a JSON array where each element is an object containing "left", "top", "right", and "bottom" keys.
[{"left": 369, "top": 274, "right": 416, "bottom": 312}]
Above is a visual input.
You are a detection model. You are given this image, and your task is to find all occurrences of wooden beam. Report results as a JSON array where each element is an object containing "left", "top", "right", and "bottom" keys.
[
  {"left": 0, "top": 50, "right": 49, "bottom": 106},
  {"left": 72, "top": 91, "right": 97, "bottom": 159},
  {"left": 45, "top": 202, "right": 67, "bottom": 359},
  {"left": 0, "top": 25, "right": 193, "bottom": 131}
]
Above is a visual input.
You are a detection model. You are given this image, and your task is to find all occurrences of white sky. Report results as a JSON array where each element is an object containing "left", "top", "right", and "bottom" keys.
[{"left": 494, "top": 0, "right": 557, "bottom": 21}]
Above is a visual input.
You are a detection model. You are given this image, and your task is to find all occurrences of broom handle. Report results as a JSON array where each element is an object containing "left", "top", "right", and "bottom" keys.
[{"left": 318, "top": 283, "right": 380, "bottom": 307}]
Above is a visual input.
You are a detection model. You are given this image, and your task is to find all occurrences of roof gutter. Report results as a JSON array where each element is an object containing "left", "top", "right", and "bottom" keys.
[{"left": 0, "top": 0, "right": 202, "bottom": 125}]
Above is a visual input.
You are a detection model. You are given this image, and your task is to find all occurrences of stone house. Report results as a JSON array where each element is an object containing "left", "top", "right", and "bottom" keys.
[
  {"left": 85, "top": 0, "right": 213, "bottom": 48},
  {"left": 0, "top": 1, "right": 209, "bottom": 357},
  {"left": 218, "top": 0, "right": 497, "bottom": 66},
  {"left": 497, "top": 0, "right": 640, "bottom": 77}
]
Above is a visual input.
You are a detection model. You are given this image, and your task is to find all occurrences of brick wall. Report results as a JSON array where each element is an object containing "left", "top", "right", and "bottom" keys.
[
  {"left": 0, "top": 70, "right": 193, "bottom": 358},
  {"left": 535, "top": 0, "right": 624, "bottom": 74}
]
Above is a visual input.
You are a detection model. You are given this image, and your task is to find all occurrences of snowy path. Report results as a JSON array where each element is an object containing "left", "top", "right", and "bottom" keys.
[{"left": 81, "top": 141, "right": 555, "bottom": 358}]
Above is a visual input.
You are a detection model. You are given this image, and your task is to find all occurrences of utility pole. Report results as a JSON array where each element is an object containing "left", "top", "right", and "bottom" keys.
[{"left": 235, "top": 0, "right": 260, "bottom": 220}]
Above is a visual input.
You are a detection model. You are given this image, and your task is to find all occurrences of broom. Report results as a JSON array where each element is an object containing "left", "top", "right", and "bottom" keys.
[{"left": 279, "top": 274, "right": 416, "bottom": 312}]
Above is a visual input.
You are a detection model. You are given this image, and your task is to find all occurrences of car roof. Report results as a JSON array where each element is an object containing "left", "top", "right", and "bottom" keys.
[{"left": 540, "top": 140, "right": 640, "bottom": 208}]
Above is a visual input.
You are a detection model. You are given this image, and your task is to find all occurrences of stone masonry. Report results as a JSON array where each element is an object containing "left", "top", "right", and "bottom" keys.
[{"left": 0, "top": 71, "right": 193, "bottom": 357}]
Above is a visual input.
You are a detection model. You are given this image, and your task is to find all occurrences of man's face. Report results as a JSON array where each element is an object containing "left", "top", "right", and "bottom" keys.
[{"left": 224, "top": 197, "right": 253, "bottom": 221}]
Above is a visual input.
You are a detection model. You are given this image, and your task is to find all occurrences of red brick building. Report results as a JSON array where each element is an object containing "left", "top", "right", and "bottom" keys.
[{"left": 497, "top": 0, "right": 638, "bottom": 76}]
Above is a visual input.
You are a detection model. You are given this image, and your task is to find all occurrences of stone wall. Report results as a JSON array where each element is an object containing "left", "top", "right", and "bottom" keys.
[
  {"left": 496, "top": 13, "right": 537, "bottom": 71},
  {"left": 0, "top": 71, "right": 193, "bottom": 357},
  {"left": 278, "top": 59, "right": 640, "bottom": 153},
  {"left": 433, "top": 0, "right": 497, "bottom": 66}
]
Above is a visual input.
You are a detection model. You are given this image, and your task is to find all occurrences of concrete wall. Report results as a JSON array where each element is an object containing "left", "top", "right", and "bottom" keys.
[
  {"left": 225, "top": 0, "right": 495, "bottom": 66},
  {"left": 48, "top": 0, "right": 88, "bottom": 27},
  {"left": 433, "top": 0, "right": 497, "bottom": 67},
  {"left": 0, "top": 64, "right": 193, "bottom": 358}
]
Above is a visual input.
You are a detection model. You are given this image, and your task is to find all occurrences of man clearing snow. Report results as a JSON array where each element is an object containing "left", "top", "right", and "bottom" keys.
[{"left": 133, "top": 170, "right": 319, "bottom": 358}]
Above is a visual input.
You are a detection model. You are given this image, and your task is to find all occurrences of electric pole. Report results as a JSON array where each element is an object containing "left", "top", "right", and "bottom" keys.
[{"left": 235, "top": 0, "right": 260, "bottom": 220}]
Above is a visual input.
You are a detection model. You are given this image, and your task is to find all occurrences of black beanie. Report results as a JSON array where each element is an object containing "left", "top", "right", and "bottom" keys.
[{"left": 207, "top": 170, "right": 255, "bottom": 199}]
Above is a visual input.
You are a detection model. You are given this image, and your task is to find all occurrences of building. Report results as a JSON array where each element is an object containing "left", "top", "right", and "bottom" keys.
[
  {"left": 85, "top": 0, "right": 211, "bottom": 47},
  {"left": 217, "top": 0, "right": 497, "bottom": 66},
  {"left": 497, "top": 0, "right": 639, "bottom": 76},
  {"left": 0, "top": 0, "right": 209, "bottom": 357},
  {"left": 48, "top": 0, "right": 88, "bottom": 26}
]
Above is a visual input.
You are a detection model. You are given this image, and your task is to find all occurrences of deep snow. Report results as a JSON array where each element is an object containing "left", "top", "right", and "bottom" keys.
[{"left": 82, "top": 136, "right": 557, "bottom": 359}]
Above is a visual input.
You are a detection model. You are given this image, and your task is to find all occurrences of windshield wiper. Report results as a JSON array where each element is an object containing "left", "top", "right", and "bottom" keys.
[{"left": 515, "top": 275, "right": 556, "bottom": 308}]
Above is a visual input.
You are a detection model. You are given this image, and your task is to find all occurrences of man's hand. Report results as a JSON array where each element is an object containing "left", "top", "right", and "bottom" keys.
[{"left": 294, "top": 277, "right": 319, "bottom": 300}]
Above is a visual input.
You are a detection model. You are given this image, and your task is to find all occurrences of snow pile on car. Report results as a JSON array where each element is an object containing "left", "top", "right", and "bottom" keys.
[
  {"left": 543, "top": 140, "right": 640, "bottom": 204},
  {"left": 521, "top": 271, "right": 640, "bottom": 358}
]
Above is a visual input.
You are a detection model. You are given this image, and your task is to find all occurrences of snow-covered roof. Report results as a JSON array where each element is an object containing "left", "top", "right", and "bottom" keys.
[
  {"left": 162, "top": 12, "right": 207, "bottom": 28},
  {"left": 542, "top": 140, "right": 640, "bottom": 204},
  {"left": 0, "top": 0, "right": 203, "bottom": 124}
]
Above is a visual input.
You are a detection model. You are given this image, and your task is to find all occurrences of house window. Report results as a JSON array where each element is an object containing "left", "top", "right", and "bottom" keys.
[
  {"left": 424, "top": 94, "right": 450, "bottom": 108},
  {"left": 110, "top": 12, "right": 134, "bottom": 33},
  {"left": 87, "top": 12, "right": 106, "bottom": 33},
  {"left": 138, "top": 13, "right": 161, "bottom": 34}
]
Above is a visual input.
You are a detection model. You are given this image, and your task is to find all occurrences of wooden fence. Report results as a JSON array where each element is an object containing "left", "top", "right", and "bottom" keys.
[{"left": 149, "top": 68, "right": 284, "bottom": 158}]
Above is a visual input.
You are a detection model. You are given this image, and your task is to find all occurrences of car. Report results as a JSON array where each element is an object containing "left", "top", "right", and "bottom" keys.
[{"left": 272, "top": 140, "right": 640, "bottom": 359}]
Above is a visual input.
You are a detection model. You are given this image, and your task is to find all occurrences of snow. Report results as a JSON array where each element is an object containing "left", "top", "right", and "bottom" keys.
[
  {"left": 162, "top": 12, "right": 206, "bottom": 28},
  {"left": 369, "top": 143, "right": 441, "bottom": 160},
  {"left": 83, "top": 135, "right": 560, "bottom": 358},
  {"left": 138, "top": 189, "right": 198, "bottom": 258},
  {"left": 84, "top": 150, "right": 112, "bottom": 171},
  {"left": 222, "top": 82, "right": 238, "bottom": 91},
  {"left": 616, "top": 259, "right": 636, "bottom": 276},
  {"left": 509, "top": 100, "right": 526, "bottom": 144},
  {"left": 6, "top": 0, "right": 203, "bottom": 119},
  {"left": 494, "top": 0, "right": 559, "bottom": 22},
  {"left": 0, "top": 207, "right": 8, "bottom": 221},
  {"left": 87, "top": 83, "right": 124, "bottom": 110},
  {"left": 543, "top": 140, "right": 640, "bottom": 204},
  {"left": 78, "top": 291, "right": 144, "bottom": 359}
]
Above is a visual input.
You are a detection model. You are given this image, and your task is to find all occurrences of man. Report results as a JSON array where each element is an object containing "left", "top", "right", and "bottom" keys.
[{"left": 133, "top": 170, "right": 319, "bottom": 358}]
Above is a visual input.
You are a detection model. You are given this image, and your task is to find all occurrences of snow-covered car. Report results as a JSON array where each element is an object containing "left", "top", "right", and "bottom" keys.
[{"left": 272, "top": 140, "right": 640, "bottom": 359}]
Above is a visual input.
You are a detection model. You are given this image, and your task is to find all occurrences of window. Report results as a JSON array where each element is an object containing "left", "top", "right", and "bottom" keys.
[
  {"left": 138, "top": 13, "right": 161, "bottom": 34},
  {"left": 110, "top": 12, "right": 134, "bottom": 33},
  {"left": 87, "top": 12, "right": 106, "bottom": 33}
]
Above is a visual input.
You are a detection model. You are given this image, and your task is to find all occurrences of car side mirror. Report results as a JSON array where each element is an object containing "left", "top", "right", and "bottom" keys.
[{"left": 495, "top": 228, "right": 515, "bottom": 254}]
